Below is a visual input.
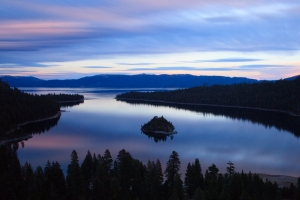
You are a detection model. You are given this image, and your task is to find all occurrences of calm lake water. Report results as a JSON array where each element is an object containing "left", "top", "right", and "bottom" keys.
[{"left": 17, "top": 88, "right": 300, "bottom": 177}]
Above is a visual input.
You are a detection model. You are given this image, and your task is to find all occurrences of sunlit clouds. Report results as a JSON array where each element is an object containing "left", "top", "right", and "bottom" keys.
[{"left": 0, "top": 0, "right": 299, "bottom": 80}]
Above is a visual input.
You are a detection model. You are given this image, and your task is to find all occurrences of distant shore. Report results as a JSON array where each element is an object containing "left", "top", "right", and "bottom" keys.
[
  {"left": 117, "top": 97, "right": 300, "bottom": 117},
  {"left": 258, "top": 173, "right": 298, "bottom": 188}
]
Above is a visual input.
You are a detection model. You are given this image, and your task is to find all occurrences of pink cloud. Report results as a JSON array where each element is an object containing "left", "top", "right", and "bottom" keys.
[{"left": 0, "top": 20, "right": 88, "bottom": 39}]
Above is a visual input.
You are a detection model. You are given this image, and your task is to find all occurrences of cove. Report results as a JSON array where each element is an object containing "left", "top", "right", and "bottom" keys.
[{"left": 15, "top": 88, "right": 300, "bottom": 177}]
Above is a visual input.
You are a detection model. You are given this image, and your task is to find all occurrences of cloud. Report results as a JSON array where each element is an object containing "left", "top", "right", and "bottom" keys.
[
  {"left": 117, "top": 62, "right": 154, "bottom": 66},
  {"left": 126, "top": 64, "right": 293, "bottom": 72},
  {"left": 128, "top": 66, "right": 201, "bottom": 71},
  {"left": 238, "top": 64, "right": 292, "bottom": 69},
  {"left": 0, "top": 70, "right": 36, "bottom": 74},
  {"left": 127, "top": 66, "right": 237, "bottom": 71},
  {"left": 0, "top": 62, "right": 58, "bottom": 68},
  {"left": 0, "top": 0, "right": 299, "bottom": 81},
  {"left": 83, "top": 66, "right": 112, "bottom": 68},
  {"left": 180, "top": 58, "right": 263, "bottom": 63}
]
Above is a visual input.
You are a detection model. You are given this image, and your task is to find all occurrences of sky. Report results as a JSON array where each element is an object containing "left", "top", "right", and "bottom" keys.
[{"left": 0, "top": 0, "right": 300, "bottom": 80}]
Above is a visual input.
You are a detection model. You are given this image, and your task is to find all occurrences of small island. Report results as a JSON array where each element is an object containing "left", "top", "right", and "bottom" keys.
[{"left": 141, "top": 116, "right": 177, "bottom": 135}]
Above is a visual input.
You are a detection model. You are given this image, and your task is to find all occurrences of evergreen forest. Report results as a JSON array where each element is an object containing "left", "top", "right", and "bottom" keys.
[
  {"left": 116, "top": 77, "right": 300, "bottom": 115},
  {"left": 1, "top": 145, "right": 299, "bottom": 200},
  {"left": 0, "top": 79, "right": 83, "bottom": 137}
]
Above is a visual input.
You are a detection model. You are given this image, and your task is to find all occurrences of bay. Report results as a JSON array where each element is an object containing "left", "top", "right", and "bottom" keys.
[{"left": 17, "top": 88, "right": 300, "bottom": 177}]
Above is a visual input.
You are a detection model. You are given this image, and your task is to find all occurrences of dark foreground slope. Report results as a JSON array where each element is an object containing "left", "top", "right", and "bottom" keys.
[
  {"left": 116, "top": 76, "right": 300, "bottom": 115},
  {"left": 0, "top": 74, "right": 258, "bottom": 88},
  {"left": 1, "top": 146, "right": 299, "bottom": 200},
  {"left": 0, "top": 79, "right": 83, "bottom": 136}
]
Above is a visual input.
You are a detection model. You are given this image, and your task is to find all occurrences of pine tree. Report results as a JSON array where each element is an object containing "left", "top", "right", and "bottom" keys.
[
  {"left": 146, "top": 159, "right": 164, "bottom": 200},
  {"left": 174, "top": 174, "right": 184, "bottom": 200},
  {"left": 81, "top": 150, "right": 94, "bottom": 199},
  {"left": 164, "top": 151, "right": 181, "bottom": 186},
  {"left": 240, "top": 189, "right": 252, "bottom": 200},
  {"left": 66, "top": 150, "right": 86, "bottom": 200},
  {"left": 102, "top": 149, "right": 113, "bottom": 175},
  {"left": 227, "top": 161, "right": 235, "bottom": 176},
  {"left": 194, "top": 158, "right": 204, "bottom": 189},
  {"left": 228, "top": 174, "right": 244, "bottom": 200},
  {"left": 91, "top": 177, "right": 105, "bottom": 200},
  {"left": 110, "top": 177, "right": 120, "bottom": 200},
  {"left": 164, "top": 151, "right": 181, "bottom": 200},
  {"left": 20, "top": 162, "right": 34, "bottom": 199},
  {"left": 116, "top": 149, "right": 134, "bottom": 199},
  {"left": 32, "top": 166, "right": 46, "bottom": 200},
  {"left": 169, "top": 188, "right": 180, "bottom": 200},
  {"left": 92, "top": 153, "right": 99, "bottom": 175},
  {"left": 194, "top": 187, "right": 206, "bottom": 200},
  {"left": 184, "top": 162, "right": 193, "bottom": 197},
  {"left": 132, "top": 159, "right": 146, "bottom": 200},
  {"left": 219, "top": 184, "right": 231, "bottom": 200},
  {"left": 295, "top": 177, "right": 300, "bottom": 200}
]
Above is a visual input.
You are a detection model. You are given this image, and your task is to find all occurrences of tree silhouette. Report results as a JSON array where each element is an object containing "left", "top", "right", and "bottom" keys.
[
  {"left": 227, "top": 161, "right": 235, "bottom": 176},
  {"left": 66, "top": 150, "right": 85, "bottom": 200}
]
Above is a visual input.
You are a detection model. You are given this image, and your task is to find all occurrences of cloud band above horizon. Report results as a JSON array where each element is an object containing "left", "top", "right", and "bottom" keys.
[{"left": 0, "top": 0, "right": 299, "bottom": 80}]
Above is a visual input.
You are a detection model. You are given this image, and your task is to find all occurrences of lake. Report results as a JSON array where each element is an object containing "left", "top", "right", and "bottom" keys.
[{"left": 17, "top": 88, "right": 300, "bottom": 177}]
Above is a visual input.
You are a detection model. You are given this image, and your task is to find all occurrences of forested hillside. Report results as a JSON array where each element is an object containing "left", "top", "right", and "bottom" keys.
[
  {"left": 0, "top": 79, "right": 83, "bottom": 136},
  {"left": 1, "top": 145, "right": 299, "bottom": 200},
  {"left": 116, "top": 76, "right": 300, "bottom": 115}
]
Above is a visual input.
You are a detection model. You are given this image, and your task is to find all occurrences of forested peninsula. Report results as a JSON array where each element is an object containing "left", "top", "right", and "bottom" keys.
[
  {"left": 0, "top": 79, "right": 83, "bottom": 137},
  {"left": 116, "top": 76, "right": 300, "bottom": 116}
]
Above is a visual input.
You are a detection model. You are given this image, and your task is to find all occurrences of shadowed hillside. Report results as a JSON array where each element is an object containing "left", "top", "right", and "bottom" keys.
[{"left": 116, "top": 76, "right": 300, "bottom": 115}]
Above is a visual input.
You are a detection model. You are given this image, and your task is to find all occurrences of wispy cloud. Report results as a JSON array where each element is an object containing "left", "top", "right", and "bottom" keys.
[
  {"left": 83, "top": 66, "right": 112, "bottom": 69},
  {"left": 117, "top": 62, "right": 155, "bottom": 66},
  {"left": 238, "top": 64, "right": 292, "bottom": 69},
  {"left": 0, "top": 0, "right": 299, "bottom": 79},
  {"left": 127, "top": 66, "right": 237, "bottom": 71},
  {"left": 126, "top": 64, "right": 293, "bottom": 71},
  {"left": 0, "top": 70, "right": 36, "bottom": 74},
  {"left": 180, "top": 58, "right": 263, "bottom": 63},
  {"left": 0, "top": 62, "right": 58, "bottom": 68},
  {"left": 128, "top": 66, "right": 200, "bottom": 71}
]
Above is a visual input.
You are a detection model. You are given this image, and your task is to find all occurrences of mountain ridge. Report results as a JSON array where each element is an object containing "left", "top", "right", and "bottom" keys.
[{"left": 0, "top": 74, "right": 259, "bottom": 88}]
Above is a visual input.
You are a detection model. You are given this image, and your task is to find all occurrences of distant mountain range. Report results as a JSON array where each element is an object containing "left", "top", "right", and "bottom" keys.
[{"left": 0, "top": 74, "right": 259, "bottom": 88}]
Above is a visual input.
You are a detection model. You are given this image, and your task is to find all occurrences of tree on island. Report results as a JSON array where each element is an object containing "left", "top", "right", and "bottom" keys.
[{"left": 141, "top": 116, "right": 175, "bottom": 133}]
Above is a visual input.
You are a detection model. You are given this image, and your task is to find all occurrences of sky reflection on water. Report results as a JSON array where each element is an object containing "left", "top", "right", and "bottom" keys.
[{"left": 18, "top": 88, "right": 300, "bottom": 177}]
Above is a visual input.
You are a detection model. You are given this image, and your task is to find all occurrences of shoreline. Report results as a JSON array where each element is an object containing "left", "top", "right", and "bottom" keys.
[
  {"left": 18, "top": 111, "right": 61, "bottom": 126},
  {"left": 58, "top": 98, "right": 84, "bottom": 103},
  {"left": 2, "top": 111, "right": 62, "bottom": 145},
  {"left": 117, "top": 97, "right": 300, "bottom": 117},
  {"left": 141, "top": 129, "right": 177, "bottom": 135},
  {"left": 0, "top": 135, "right": 33, "bottom": 146}
]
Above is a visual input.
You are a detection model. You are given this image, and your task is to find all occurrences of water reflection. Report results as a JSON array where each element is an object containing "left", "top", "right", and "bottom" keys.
[
  {"left": 141, "top": 131, "right": 175, "bottom": 142},
  {"left": 1, "top": 100, "right": 83, "bottom": 146},
  {"left": 60, "top": 100, "right": 84, "bottom": 108},
  {"left": 118, "top": 99, "right": 300, "bottom": 138},
  {"left": 0, "top": 115, "right": 61, "bottom": 146},
  {"left": 14, "top": 88, "right": 300, "bottom": 177},
  {"left": 19, "top": 115, "right": 60, "bottom": 136}
]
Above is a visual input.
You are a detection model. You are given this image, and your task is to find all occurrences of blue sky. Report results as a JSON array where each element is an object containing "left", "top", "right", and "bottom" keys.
[{"left": 0, "top": 0, "right": 299, "bottom": 80}]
